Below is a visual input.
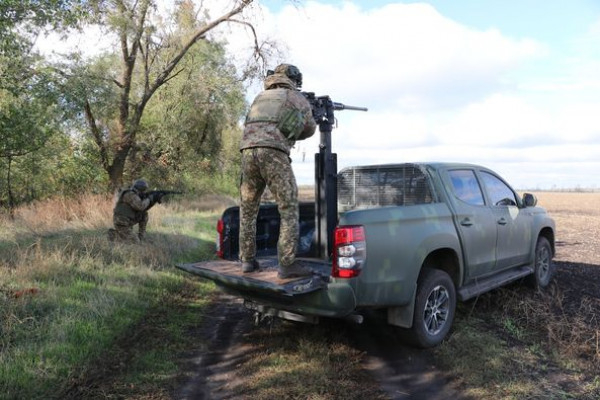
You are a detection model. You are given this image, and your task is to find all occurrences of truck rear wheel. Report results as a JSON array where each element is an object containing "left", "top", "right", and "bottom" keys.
[{"left": 408, "top": 268, "right": 456, "bottom": 348}]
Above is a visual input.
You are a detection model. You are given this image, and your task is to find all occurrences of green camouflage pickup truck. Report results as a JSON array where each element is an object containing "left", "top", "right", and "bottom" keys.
[{"left": 177, "top": 162, "right": 555, "bottom": 348}]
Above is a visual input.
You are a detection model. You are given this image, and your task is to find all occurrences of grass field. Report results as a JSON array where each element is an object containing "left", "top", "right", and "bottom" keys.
[
  {"left": 0, "top": 194, "right": 227, "bottom": 399},
  {"left": 535, "top": 191, "right": 600, "bottom": 265},
  {"left": 1, "top": 191, "right": 599, "bottom": 399}
]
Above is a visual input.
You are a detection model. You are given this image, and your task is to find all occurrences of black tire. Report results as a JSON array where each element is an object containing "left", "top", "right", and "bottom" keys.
[
  {"left": 407, "top": 268, "right": 456, "bottom": 348},
  {"left": 527, "top": 236, "right": 554, "bottom": 290}
]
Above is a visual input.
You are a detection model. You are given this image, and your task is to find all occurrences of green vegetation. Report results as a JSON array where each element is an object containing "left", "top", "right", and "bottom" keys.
[
  {"left": 0, "top": 195, "right": 222, "bottom": 399},
  {"left": 1, "top": 1, "right": 260, "bottom": 209}
]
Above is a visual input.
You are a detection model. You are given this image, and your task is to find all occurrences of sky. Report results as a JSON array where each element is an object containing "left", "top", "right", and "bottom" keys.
[
  {"left": 38, "top": 1, "right": 600, "bottom": 190},
  {"left": 234, "top": 0, "right": 600, "bottom": 190}
]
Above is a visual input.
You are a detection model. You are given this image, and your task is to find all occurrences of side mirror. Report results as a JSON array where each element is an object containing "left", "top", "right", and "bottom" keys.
[{"left": 522, "top": 193, "right": 537, "bottom": 207}]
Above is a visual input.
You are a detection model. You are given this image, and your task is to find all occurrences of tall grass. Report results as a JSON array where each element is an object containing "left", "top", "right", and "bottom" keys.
[
  {"left": 435, "top": 283, "right": 600, "bottom": 399},
  {"left": 0, "top": 194, "right": 226, "bottom": 399}
]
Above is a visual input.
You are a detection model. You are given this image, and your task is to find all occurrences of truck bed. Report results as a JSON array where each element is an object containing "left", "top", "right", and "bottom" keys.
[{"left": 176, "top": 258, "right": 329, "bottom": 296}]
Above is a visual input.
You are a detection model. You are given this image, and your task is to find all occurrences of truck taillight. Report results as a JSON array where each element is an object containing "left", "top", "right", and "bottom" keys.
[
  {"left": 332, "top": 225, "right": 366, "bottom": 278},
  {"left": 216, "top": 219, "right": 224, "bottom": 258}
]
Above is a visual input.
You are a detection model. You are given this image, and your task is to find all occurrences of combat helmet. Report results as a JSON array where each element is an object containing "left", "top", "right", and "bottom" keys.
[
  {"left": 265, "top": 63, "right": 303, "bottom": 90},
  {"left": 132, "top": 179, "right": 148, "bottom": 192}
]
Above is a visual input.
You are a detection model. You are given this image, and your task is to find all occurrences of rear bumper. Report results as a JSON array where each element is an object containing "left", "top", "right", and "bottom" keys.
[{"left": 226, "top": 280, "right": 358, "bottom": 318}]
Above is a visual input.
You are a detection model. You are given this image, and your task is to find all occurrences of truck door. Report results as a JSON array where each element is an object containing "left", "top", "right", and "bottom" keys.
[
  {"left": 479, "top": 171, "right": 532, "bottom": 270},
  {"left": 446, "top": 169, "right": 498, "bottom": 279}
]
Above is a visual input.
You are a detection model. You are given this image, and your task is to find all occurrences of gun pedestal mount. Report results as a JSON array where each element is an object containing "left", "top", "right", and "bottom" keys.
[{"left": 303, "top": 93, "right": 367, "bottom": 260}]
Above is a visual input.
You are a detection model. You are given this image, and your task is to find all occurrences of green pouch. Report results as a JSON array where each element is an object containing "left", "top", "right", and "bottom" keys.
[{"left": 277, "top": 109, "right": 304, "bottom": 140}]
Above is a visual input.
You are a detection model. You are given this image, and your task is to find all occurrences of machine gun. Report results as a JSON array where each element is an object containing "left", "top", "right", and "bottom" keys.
[
  {"left": 142, "top": 190, "right": 183, "bottom": 210},
  {"left": 302, "top": 92, "right": 368, "bottom": 129},
  {"left": 301, "top": 92, "right": 368, "bottom": 259}
]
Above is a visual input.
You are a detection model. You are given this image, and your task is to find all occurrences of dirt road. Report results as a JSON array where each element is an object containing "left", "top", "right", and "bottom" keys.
[{"left": 173, "top": 292, "right": 472, "bottom": 400}]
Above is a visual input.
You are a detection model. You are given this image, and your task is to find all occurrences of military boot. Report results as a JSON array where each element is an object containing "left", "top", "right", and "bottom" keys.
[
  {"left": 242, "top": 259, "right": 259, "bottom": 273},
  {"left": 278, "top": 261, "right": 313, "bottom": 279}
]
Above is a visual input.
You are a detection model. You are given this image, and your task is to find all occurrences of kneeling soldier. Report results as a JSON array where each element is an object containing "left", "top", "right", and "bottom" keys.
[{"left": 109, "top": 179, "right": 155, "bottom": 243}]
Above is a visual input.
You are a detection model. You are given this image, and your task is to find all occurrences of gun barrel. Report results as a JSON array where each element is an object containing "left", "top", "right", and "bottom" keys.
[{"left": 332, "top": 102, "right": 368, "bottom": 112}]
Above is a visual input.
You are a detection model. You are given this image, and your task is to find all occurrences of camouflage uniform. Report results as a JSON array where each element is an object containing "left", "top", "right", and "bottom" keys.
[
  {"left": 111, "top": 183, "right": 152, "bottom": 243},
  {"left": 239, "top": 64, "right": 317, "bottom": 274}
]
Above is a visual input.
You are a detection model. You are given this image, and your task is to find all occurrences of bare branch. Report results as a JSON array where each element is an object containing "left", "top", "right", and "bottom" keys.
[
  {"left": 147, "top": 0, "right": 254, "bottom": 99},
  {"left": 228, "top": 17, "right": 267, "bottom": 67},
  {"left": 163, "top": 67, "right": 185, "bottom": 85},
  {"left": 47, "top": 65, "right": 123, "bottom": 89}
]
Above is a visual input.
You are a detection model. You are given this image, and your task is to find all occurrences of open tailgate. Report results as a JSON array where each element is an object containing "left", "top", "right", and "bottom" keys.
[{"left": 176, "top": 258, "right": 328, "bottom": 296}]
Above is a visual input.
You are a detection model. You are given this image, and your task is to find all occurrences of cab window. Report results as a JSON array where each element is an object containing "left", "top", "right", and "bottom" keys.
[
  {"left": 448, "top": 170, "right": 485, "bottom": 206},
  {"left": 481, "top": 171, "right": 517, "bottom": 206}
]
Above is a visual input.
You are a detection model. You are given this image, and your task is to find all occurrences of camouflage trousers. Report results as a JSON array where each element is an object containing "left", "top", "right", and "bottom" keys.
[
  {"left": 111, "top": 213, "right": 148, "bottom": 244},
  {"left": 239, "top": 148, "right": 298, "bottom": 267}
]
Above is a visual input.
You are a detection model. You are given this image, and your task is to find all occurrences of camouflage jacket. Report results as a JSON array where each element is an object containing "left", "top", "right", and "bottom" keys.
[
  {"left": 113, "top": 189, "right": 151, "bottom": 222},
  {"left": 240, "top": 88, "right": 316, "bottom": 155}
]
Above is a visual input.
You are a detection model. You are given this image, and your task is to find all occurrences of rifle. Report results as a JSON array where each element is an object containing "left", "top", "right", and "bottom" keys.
[
  {"left": 301, "top": 92, "right": 368, "bottom": 259},
  {"left": 142, "top": 190, "right": 183, "bottom": 210}
]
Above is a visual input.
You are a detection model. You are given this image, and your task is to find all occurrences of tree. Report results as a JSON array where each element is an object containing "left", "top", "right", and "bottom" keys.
[
  {"left": 137, "top": 3, "right": 247, "bottom": 191},
  {"left": 0, "top": 62, "right": 61, "bottom": 209},
  {"left": 61, "top": 0, "right": 268, "bottom": 190},
  {"left": 0, "top": 1, "right": 93, "bottom": 209}
]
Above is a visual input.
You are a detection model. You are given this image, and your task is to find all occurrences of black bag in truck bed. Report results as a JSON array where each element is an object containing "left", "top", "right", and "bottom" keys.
[{"left": 218, "top": 201, "right": 317, "bottom": 260}]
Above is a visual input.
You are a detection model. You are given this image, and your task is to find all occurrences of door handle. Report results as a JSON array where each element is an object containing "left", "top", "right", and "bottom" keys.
[
  {"left": 460, "top": 218, "right": 473, "bottom": 226},
  {"left": 497, "top": 218, "right": 508, "bottom": 225}
]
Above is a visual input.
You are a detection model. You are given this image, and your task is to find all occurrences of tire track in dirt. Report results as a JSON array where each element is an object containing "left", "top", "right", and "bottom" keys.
[
  {"left": 343, "top": 315, "right": 470, "bottom": 400},
  {"left": 174, "top": 294, "right": 468, "bottom": 399},
  {"left": 174, "top": 294, "right": 252, "bottom": 400}
]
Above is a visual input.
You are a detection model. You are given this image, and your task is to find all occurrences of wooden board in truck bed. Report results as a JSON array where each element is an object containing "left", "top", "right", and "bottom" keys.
[{"left": 176, "top": 258, "right": 329, "bottom": 296}]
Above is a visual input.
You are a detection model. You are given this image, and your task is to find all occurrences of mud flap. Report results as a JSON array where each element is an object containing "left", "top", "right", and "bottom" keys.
[{"left": 387, "top": 285, "right": 417, "bottom": 328}]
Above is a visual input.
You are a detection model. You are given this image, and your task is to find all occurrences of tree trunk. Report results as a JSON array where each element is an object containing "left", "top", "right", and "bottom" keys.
[
  {"left": 7, "top": 155, "right": 15, "bottom": 218},
  {"left": 108, "top": 143, "right": 132, "bottom": 191}
]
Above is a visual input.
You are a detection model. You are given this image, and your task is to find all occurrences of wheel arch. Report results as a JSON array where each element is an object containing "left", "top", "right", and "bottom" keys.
[
  {"left": 388, "top": 247, "right": 461, "bottom": 330},
  {"left": 539, "top": 226, "right": 555, "bottom": 257},
  {"left": 420, "top": 247, "right": 462, "bottom": 289}
]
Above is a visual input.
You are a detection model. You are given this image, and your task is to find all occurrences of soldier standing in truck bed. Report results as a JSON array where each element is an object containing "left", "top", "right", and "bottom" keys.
[{"left": 238, "top": 64, "right": 317, "bottom": 278}]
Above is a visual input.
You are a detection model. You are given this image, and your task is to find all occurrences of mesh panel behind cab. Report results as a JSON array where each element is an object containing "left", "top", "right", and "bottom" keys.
[{"left": 337, "top": 164, "right": 434, "bottom": 211}]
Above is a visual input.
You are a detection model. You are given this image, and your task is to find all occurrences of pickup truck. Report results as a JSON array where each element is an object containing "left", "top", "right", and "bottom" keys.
[{"left": 177, "top": 161, "right": 556, "bottom": 348}]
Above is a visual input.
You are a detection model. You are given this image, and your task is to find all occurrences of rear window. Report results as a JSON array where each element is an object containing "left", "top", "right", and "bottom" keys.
[{"left": 338, "top": 164, "right": 434, "bottom": 211}]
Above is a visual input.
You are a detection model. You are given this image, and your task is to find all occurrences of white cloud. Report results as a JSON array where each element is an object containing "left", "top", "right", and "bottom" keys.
[
  {"left": 246, "top": 1, "right": 599, "bottom": 189},
  {"left": 435, "top": 94, "right": 556, "bottom": 146},
  {"left": 271, "top": 2, "right": 546, "bottom": 111}
]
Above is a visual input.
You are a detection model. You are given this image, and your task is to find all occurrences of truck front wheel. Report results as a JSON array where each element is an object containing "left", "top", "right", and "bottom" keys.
[
  {"left": 408, "top": 268, "right": 456, "bottom": 348},
  {"left": 526, "top": 236, "right": 554, "bottom": 290}
]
